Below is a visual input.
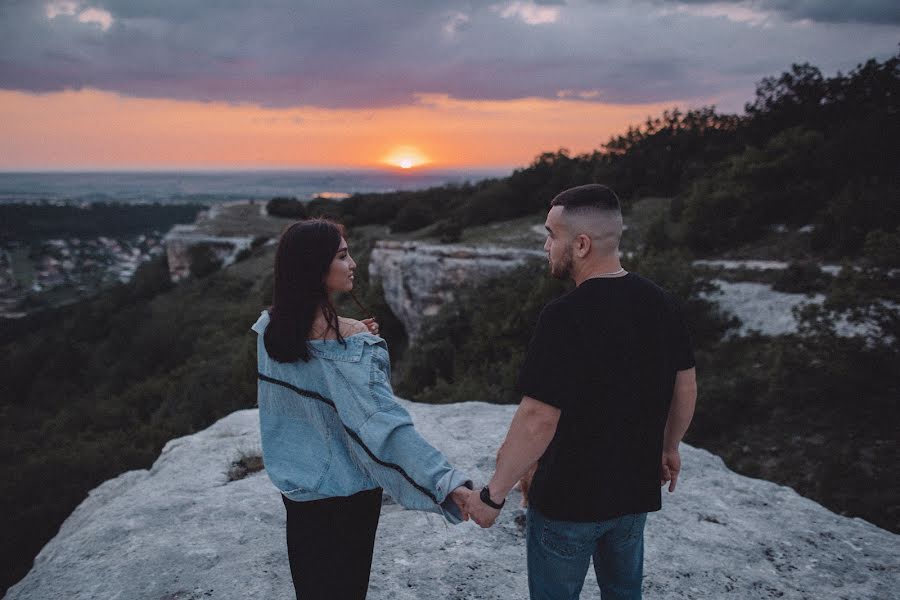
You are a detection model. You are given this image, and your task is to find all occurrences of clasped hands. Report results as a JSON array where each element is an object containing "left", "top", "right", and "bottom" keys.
[
  {"left": 449, "top": 463, "right": 537, "bottom": 528},
  {"left": 449, "top": 486, "right": 501, "bottom": 528}
]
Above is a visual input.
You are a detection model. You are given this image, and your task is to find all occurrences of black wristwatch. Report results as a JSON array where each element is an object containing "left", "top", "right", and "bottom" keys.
[{"left": 480, "top": 486, "right": 506, "bottom": 510}]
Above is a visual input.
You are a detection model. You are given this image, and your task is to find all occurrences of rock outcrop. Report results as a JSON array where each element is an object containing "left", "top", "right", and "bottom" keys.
[
  {"left": 369, "top": 241, "right": 544, "bottom": 343},
  {"left": 164, "top": 224, "right": 254, "bottom": 281},
  {"left": 7, "top": 402, "right": 898, "bottom": 599},
  {"left": 163, "top": 202, "right": 291, "bottom": 282}
]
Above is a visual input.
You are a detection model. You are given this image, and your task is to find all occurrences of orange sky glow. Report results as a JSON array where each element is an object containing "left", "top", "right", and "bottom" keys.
[{"left": 0, "top": 89, "right": 685, "bottom": 171}]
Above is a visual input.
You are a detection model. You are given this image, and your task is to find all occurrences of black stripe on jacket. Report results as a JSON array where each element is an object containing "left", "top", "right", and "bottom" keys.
[{"left": 257, "top": 372, "right": 440, "bottom": 505}]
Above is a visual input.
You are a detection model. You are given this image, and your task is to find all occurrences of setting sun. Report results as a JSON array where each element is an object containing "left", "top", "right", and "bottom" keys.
[{"left": 383, "top": 145, "right": 429, "bottom": 170}]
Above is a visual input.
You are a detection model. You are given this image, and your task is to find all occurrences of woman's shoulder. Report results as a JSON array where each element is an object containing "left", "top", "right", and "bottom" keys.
[{"left": 338, "top": 316, "right": 368, "bottom": 337}]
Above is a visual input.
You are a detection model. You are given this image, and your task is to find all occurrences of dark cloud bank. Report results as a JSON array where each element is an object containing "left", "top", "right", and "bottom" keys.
[
  {"left": 0, "top": 0, "right": 897, "bottom": 110},
  {"left": 663, "top": 0, "right": 900, "bottom": 25}
]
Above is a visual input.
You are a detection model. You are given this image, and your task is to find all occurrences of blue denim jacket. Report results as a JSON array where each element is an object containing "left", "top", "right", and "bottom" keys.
[{"left": 251, "top": 311, "right": 471, "bottom": 524}]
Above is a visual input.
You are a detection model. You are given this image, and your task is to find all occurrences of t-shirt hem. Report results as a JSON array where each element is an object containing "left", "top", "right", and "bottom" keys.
[{"left": 530, "top": 498, "right": 662, "bottom": 523}]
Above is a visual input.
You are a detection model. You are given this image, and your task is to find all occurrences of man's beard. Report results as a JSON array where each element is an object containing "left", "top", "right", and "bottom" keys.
[{"left": 549, "top": 247, "right": 572, "bottom": 280}]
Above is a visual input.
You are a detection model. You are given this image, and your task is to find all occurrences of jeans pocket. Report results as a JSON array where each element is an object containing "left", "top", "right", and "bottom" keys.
[
  {"left": 620, "top": 512, "right": 648, "bottom": 542},
  {"left": 540, "top": 520, "right": 595, "bottom": 559}
]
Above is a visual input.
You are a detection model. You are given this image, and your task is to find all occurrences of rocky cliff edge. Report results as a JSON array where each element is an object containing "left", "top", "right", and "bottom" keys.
[{"left": 7, "top": 402, "right": 898, "bottom": 599}]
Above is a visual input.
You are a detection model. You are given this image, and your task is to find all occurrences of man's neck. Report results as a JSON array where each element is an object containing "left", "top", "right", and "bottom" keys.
[{"left": 573, "top": 258, "right": 625, "bottom": 286}]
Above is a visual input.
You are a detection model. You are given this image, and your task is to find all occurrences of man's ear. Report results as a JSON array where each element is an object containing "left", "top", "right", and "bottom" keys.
[{"left": 574, "top": 233, "right": 592, "bottom": 258}]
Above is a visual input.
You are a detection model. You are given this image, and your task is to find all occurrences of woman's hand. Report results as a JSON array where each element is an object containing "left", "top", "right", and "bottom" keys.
[
  {"left": 361, "top": 317, "right": 380, "bottom": 335},
  {"left": 449, "top": 486, "right": 472, "bottom": 521}
]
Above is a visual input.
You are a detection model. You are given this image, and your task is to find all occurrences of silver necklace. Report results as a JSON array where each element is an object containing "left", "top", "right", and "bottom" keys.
[{"left": 588, "top": 267, "right": 626, "bottom": 279}]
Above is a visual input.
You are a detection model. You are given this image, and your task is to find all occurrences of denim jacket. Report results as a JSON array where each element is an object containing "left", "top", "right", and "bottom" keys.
[{"left": 251, "top": 311, "right": 471, "bottom": 524}]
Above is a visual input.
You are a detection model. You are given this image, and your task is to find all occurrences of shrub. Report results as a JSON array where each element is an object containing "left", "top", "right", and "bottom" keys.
[
  {"left": 772, "top": 261, "right": 830, "bottom": 295},
  {"left": 811, "top": 181, "right": 900, "bottom": 258},
  {"left": 130, "top": 255, "right": 173, "bottom": 300},
  {"left": 250, "top": 235, "right": 270, "bottom": 250},
  {"left": 227, "top": 451, "right": 265, "bottom": 482},
  {"left": 681, "top": 128, "right": 828, "bottom": 253},
  {"left": 188, "top": 244, "right": 223, "bottom": 278},
  {"left": 642, "top": 215, "right": 674, "bottom": 253},
  {"left": 433, "top": 218, "right": 463, "bottom": 243},
  {"left": 391, "top": 201, "right": 437, "bottom": 233},
  {"left": 265, "top": 197, "right": 307, "bottom": 219}
]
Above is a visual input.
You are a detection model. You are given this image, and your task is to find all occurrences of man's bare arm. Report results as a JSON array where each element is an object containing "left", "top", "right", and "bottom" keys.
[
  {"left": 661, "top": 367, "right": 697, "bottom": 492},
  {"left": 466, "top": 396, "right": 560, "bottom": 527},
  {"left": 487, "top": 395, "right": 560, "bottom": 503}
]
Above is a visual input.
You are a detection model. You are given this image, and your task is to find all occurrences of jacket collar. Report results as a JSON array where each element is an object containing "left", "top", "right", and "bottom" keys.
[{"left": 251, "top": 310, "right": 383, "bottom": 363}]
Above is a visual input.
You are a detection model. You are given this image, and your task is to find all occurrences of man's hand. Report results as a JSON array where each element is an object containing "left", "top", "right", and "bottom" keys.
[
  {"left": 660, "top": 448, "right": 681, "bottom": 492},
  {"left": 465, "top": 488, "right": 502, "bottom": 528},
  {"left": 361, "top": 317, "right": 380, "bottom": 335},
  {"left": 449, "top": 486, "right": 472, "bottom": 521},
  {"left": 661, "top": 368, "right": 695, "bottom": 493},
  {"left": 515, "top": 463, "right": 537, "bottom": 508}
]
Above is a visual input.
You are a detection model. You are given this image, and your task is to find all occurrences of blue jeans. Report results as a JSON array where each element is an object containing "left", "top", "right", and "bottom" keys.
[{"left": 526, "top": 507, "right": 647, "bottom": 600}]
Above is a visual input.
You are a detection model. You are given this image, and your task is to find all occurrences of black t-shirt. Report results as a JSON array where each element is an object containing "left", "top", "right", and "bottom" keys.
[{"left": 516, "top": 273, "right": 695, "bottom": 522}]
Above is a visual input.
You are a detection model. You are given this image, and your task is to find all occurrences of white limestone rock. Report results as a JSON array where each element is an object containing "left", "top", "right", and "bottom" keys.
[
  {"left": 704, "top": 280, "right": 821, "bottom": 336},
  {"left": 369, "top": 241, "right": 544, "bottom": 343},
  {"left": 705, "top": 279, "right": 882, "bottom": 338},
  {"left": 693, "top": 259, "right": 842, "bottom": 276},
  {"left": 164, "top": 224, "right": 254, "bottom": 282},
  {"left": 7, "top": 402, "right": 898, "bottom": 600}
]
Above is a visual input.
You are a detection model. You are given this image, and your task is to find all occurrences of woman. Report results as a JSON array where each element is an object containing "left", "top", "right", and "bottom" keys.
[{"left": 250, "top": 219, "right": 472, "bottom": 600}]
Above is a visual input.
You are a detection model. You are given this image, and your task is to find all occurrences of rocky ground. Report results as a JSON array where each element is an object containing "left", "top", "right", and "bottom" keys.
[{"left": 7, "top": 402, "right": 897, "bottom": 600}]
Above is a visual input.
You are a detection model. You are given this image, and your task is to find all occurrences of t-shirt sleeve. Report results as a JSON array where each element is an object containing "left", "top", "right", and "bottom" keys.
[
  {"left": 515, "top": 303, "right": 578, "bottom": 411},
  {"left": 665, "top": 294, "right": 695, "bottom": 371}
]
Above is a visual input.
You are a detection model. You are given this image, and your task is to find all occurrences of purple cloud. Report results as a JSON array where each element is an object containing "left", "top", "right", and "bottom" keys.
[{"left": 0, "top": 0, "right": 897, "bottom": 111}]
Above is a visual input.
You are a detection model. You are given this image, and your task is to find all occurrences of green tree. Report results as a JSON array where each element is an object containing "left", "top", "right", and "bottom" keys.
[{"left": 188, "top": 244, "right": 223, "bottom": 278}]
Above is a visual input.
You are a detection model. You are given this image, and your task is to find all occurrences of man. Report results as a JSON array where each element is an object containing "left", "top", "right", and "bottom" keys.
[{"left": 464, "top": 184, "right": 697, "bottom": 600}]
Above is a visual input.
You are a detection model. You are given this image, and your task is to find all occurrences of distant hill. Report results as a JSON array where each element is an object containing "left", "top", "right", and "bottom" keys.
[{"left": 0, "top": 202, "right": 205, "bottom": 242}]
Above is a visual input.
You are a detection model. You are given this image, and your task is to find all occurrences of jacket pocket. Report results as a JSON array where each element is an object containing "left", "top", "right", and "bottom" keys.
[{"left": 259, "top": 400, "right": 334, "bottom": 494}]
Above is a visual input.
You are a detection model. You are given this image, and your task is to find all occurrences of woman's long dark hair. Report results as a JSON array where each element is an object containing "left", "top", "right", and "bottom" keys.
[{"left": 264, "top": 219, "right": 345, "bottom": 363}]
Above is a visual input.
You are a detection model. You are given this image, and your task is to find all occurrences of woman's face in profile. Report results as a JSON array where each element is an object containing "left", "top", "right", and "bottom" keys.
[{"left": 324, "top": 237, "right": 356, "bottom": 294}]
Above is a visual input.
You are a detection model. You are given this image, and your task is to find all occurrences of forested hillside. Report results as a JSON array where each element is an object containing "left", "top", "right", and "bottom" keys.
[{"left": 294, "top": 51, "right": 898, "bottom": 260}]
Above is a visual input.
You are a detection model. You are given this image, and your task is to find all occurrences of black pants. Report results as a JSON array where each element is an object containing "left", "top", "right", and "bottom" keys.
[{"left": 282, "top": 488, "right": 383, "bottom": 600}]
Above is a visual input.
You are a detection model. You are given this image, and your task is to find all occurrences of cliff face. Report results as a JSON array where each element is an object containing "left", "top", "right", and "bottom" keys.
[
  {"left": 164, "top": 224, "right": 254, "bottom": 281},
  {"left": 369, "top": 241, "right": 544, "bottom": 343},
  {"left": 367, "top": 237, "right": 870, "bottom": 343},
  {"left": 7, "top": 402, "right": 898, "bottom": 600},
  {"left": 163, "top": 202, "right": 291, "bottom": 282}
]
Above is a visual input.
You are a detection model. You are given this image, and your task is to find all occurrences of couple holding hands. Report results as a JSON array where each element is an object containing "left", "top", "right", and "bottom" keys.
[{"left": 251, "top": 184, "right": 697, "bottom": 600}]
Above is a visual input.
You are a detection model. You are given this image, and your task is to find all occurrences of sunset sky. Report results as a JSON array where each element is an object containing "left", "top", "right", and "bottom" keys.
[{"left": 0, "top": 1, "right": 897, "bottom": 171}]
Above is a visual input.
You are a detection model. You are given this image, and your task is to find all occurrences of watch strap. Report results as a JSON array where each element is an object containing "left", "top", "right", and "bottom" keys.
[{"left": 480, "top": 486, "right": 506, "bottom": 509}]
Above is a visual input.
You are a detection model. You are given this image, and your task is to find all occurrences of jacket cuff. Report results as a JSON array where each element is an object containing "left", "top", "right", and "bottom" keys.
[{"left": 436, "top": 469, "right": 473, "bottom": 524}]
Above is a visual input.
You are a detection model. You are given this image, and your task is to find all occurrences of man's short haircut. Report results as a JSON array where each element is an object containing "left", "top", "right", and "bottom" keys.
[
  {"left": 550, "top": 184, "right": 621, "bottom": 214},
  {"left": 550, "top": 184, "right": 623, "bottom": 255}
]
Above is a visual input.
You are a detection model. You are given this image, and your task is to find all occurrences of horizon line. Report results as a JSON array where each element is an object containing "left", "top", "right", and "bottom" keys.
[{"left": 0, "top": 165, "right": 515, "bottom": 175}]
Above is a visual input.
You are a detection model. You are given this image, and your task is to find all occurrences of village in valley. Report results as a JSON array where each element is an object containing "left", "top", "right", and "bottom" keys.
[{"left": 0, "top": 233, "right": 167, "bottom": 318}]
